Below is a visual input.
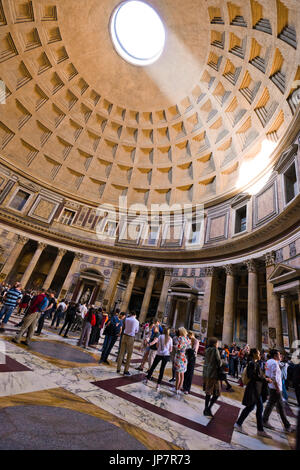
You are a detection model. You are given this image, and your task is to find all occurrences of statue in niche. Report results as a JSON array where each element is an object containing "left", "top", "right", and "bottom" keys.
[{"left": 81, "top": 288, "right": 91, "bottom": 304}]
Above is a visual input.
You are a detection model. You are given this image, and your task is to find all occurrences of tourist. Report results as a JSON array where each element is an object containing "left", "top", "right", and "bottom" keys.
[
  {"left": 147, "top": 324, "right": 160, "bottom": 370},
  {"left": 100, "top": 309, "right": 123, "bottom": 363},
  {"left": 280, "top": 354, "right": 289, "bottom": 401},
  {"left": 262, "top": 349, "right": 294, "bottom": 433},
  {"left": 17, "top": 291, "right": 31, "bottom": 316},
  {"left": 12, "top": 289, "right": 48, "bottom": 346},
  {"left": 99, "top": 310, "right": 109, "bottom": 338},
  {"left": 77, "top": 307, "right": 96, "bottom": 348},
  {"left": 59, "top": 302, "right": 79, "bottom": 338},
  {"left": 0, "top": 282, "right": 23, "bottom": 328},
  {"left": 169, "top": 329, "right": 179, "bottom": 383},
  {"left": 182, "top": 331, "right": 199, "bottom": 395},
  {"left": 116, "top": 311, "right": 139, "bottom": 376},
  {"left": 115, "top": 312, "right": 126, "bottom": 360},
  {"left": 292, "top": 362, "right": 300, "bottom": 407},
  {"left": 136, "top": 322, "right": 155, "bottom": 372},
  {"left": 35, "top": 291, "right": 57, "bottom": 335},
  {"left": 51, "top": 299, "right": 68, "bottom": 329},
  {"left": 203, "top": 337, "right": 222, "bottom": 417},
  {"left": 172, "top": 327, "right": 191, "bottom": 395},
  {"left": 143, "top": 326, "right": 173, "bottom": 391},
  {"left": 234, "top": 348, "right": 272, "bottom": 438},
  {"left": 89, "top": 307, "right": 103, "bottom": 346}
]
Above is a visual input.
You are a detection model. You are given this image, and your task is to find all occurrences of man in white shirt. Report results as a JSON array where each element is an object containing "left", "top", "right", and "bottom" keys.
[
  {"left": 117, "top": 311, "right": 139, "bottom": 376},
  {"left": 263, "top": 349, "right": 293, "bottom": 432}
]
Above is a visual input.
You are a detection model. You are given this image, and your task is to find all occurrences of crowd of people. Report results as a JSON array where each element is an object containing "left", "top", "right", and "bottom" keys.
[{"left": 0, "top": 281, "right": 299, "bottom": 448}]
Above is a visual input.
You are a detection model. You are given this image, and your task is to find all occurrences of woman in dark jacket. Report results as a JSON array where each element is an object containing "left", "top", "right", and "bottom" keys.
[
  {"left": 203, "top": 337, "right": 222, "bottom": 417},
  {"left": 234, "top": 348, "right": 272, "bottom": 438},
  {"left": 59, "top": 302, "right": 79, "bottom": 338}
]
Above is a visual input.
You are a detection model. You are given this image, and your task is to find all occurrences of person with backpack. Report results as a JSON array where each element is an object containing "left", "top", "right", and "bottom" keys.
[
  {"left": 50, "top": 299, "right": 68, "bottom": 329},
  {"left": 59, "top": 302, "right": 79, "bottom": 338},
  {"left": 77, "top": 307, "right": 96, "bottom": 348},
  {"left": 12, "top": 289, "right": 48, "bottom": 346},
  {"left": 99, "top": 310, "right": 123, "bottom": 364},
  {"left": 143, "top": 326, "right": 173, "bottom": 392},
  {"left": 234, "top": 348, "right": 272, "bottom": 438},
  {"left": 0, "top": 282, "right": 23, "bottom": 328}
]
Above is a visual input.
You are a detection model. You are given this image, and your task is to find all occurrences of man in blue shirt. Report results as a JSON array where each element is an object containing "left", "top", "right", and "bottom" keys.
[
  {"left": 0, "top": 282, "right": 23, "bottom": 329},
  {"left": 100, "top": 311, "right": 123, "bottom": 364}
]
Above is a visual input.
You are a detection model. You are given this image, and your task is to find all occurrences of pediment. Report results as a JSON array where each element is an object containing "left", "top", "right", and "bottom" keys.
[
  {"left": 268, "top": 263, "right": 300, "bottom": 284},
  {"left": 274, "top": 144, "right": 298, "bottom": 173},
  {"left": 230, "top": 192, "right": 251, "bottom": 208}
]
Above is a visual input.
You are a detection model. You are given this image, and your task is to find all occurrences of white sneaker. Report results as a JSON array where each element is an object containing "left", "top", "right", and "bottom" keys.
[
  {"left": 156, "top": 385, "right": 160, "bottom": 392},
  {"left": 234, "top": 423, "right": 248, "bottom": 435}
]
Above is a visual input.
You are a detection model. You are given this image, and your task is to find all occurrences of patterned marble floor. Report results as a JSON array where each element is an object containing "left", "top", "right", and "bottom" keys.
[{"left": 0, "top": 310, "right": 298, "bottom": 450}]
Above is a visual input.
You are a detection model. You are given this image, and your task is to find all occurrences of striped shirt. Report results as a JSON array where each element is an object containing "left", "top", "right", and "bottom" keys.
[{"left": 4, "top": 288, "right": 22, "bottom": 307}]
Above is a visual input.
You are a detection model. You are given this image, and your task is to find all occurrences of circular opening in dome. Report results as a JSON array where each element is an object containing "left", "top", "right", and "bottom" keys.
[{"left": 110, "top": 1, "right": 166, "bottom": 66}]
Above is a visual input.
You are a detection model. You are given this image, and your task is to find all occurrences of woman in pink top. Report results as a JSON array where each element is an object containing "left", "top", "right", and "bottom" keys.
[{"left": 183, "top": 331, "right": 199, "bottom": 394}]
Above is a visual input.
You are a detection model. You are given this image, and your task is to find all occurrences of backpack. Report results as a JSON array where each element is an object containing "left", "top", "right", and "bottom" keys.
[{"left": 242, "top": 365, "right": 250, "bottom": 386}]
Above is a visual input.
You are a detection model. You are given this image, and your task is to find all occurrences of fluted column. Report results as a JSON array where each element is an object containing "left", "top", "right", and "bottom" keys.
[
  {"left": 0, "top": 235, "right": 28, "bottom": 281},
  {"left": 59, "top": 253, "right": 83, "bottom": 299},
  {"left": 200, "top": 267, "right": 217, "bottom": 341},
  {"left": 265, "top": 252, "right": 284, "bottom": 350},
  {"left": 222, "top": 264, "right": 236, "bottom": 346},
  {"left": 156, "top": 268, "right": 173, "bottom": 321},
  {"left": 103, "top": 261, "right": 123, "bottom": 312},
  {"left": 121, "top": 265, "right": 139, "bottom": 313},
  {"left": 21, "top": 242, "right": 47, "bottom": 288},
  {"left": 43, "top": 248, "right": 67, "bottom": 290},
  {"left": 246, "top": 259, "right": 261, "bottom": 349},
  {"left": 139, "top": 267, "right": 157, "bottom": 323}
]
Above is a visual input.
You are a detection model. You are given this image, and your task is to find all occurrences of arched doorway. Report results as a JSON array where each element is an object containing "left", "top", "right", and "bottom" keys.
[{"left": 167, "top": 282, "right": 198, "bottom": 330}]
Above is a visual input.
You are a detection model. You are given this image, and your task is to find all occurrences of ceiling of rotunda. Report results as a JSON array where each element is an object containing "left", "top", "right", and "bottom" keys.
[{"left": 0, "top": 0, "right": 299, "bottom": 210}]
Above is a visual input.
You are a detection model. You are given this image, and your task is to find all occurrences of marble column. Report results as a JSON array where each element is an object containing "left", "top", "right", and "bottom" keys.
[
  {"left": 265, "top": 252, "right": 284, "bottom": 350},
  {"left": 59, "top": 253, "right": 83, "bottom": 299},
  {"left": 200, "top": 267, "right": 217, "bottom": 341},
  {"left": 20, "top": 242, "right": 47, "bottom": 288},
  {"left": 103, "top": 261, "right": 123, "bottom": 313},
  {"left": 43, "top": 248, "right": 67, "bottom": 291},
  {"left": 0, "top": 235, "right": 28, "bottom": 281},
  {"left": 222, "top": 264, "right": 236, "bottom": 346},
  {"left": 121, "top": 265, "right": 139, "bottom": 313},
  {"left": 156, "top": 268, "right": 173, "bottom": 321},
  {"left": 139, "top": 267, "right": 157, "bottom": 323},
  {"left": 246, "top": 259, "right": 261, "bottom": 349}
]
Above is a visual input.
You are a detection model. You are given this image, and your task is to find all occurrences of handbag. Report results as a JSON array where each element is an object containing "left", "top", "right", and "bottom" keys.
[{"left": 242, "top": 365, "right": 250, "bottom": 385}]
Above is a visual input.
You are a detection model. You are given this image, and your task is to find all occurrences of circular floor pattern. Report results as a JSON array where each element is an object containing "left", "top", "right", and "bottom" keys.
[
  {"left": 0, "top": 405, "right": 147, "bottom": 450},
  {"left": 28, "top": 340, "right": 99, "bottom": 364}
]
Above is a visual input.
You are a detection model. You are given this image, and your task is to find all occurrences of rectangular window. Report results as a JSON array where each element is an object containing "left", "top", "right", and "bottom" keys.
[
  {"left": 284, "top": 163, "right": 297, "bottom": 204},
  {"left": 235, "top": 206, "right": 247, "bottom": 233},
  {"left": 9, "top": 190, "right": 31, "bottom": 211},
  {"left": 60, "top": 209, "right": 76, "bottom": 226}
]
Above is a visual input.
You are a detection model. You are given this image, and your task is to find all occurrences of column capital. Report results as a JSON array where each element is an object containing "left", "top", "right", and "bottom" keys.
[
  {"left": 244, "top": 259, "right": 258, "bottom": 273},
  {"left": 149, "top": 267, "right": 157, "bottom": 276},
  {"left": 113, "top": 261, "right": 123, "bottom": 270},
  {"left": 74, "top": 253, "right": 83, "bottom": 261},
  {"left": 204, "top": 266, "right": 215, "bottom": 277},
  {"left": 16, "top": 235, "right": 29, "bottom": 245},
  {"left": 164, "top": 268, "right": 173, "bottom": 277},
  {"left": 265, "top": 251, "right": 276, "bottom": 267},
  {"left": 130, "top": 265, "right": 139, "bottom": 274},
  {"left": 58, "top": 248, "right": 67, "bottom": 257},
  {"left": 224, "top": 264, "right": 236, "bottom": 276},
  {"left": 37, "top": 242, "right": 47, "bottom": 250}
]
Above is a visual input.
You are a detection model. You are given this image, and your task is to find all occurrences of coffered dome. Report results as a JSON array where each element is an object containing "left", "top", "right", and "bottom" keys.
[{"left": 0, "top": 0, "right": 299, "bottom": 210}]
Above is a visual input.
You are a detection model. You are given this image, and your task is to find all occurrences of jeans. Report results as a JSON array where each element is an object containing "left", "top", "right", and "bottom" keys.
[
  {"left": 101, "top": 335, "right": 118, "bottom": 361},
  {"left": 237, "top": 396, "right": 264, "bottom": 431},
  {"left": 147, "top": 355, "right": 170, "bottom": 384},
  {"left": 51, "top": 310, "right": 64, "bottom": 328},
  {"left": 0, "top": 304, "right": 15, "bottom": 324},
  {"left": 282, "top": 379, "right": 288, "bottom": 400},
  {"left": 263, "top": 389, "right": 290, "bottom": 430}
]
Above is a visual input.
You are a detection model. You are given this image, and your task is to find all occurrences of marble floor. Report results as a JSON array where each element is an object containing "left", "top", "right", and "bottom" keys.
[{"left": 0, "top": 310, "right": 298, "bottom": 450}]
